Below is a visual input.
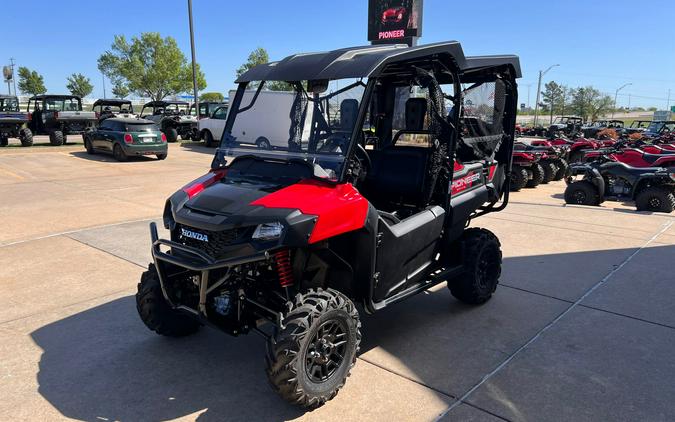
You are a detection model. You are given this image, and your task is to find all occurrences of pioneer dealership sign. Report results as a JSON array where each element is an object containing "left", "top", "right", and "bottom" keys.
[{"left": 368, "top": 0, "right": 423, "bottom": 45}]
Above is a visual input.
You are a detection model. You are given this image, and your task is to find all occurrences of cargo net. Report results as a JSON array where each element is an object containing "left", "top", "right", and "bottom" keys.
[
  {"left": 288, "top": 89, "right": 308, "bottom": 151},
  {"left": 457, "top": 80, "right": 506, "bottom": 161}
]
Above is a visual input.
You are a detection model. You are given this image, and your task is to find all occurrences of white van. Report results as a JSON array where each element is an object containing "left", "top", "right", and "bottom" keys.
[{"left": 228, "top": 90, "right": 313, "bottom": 149}]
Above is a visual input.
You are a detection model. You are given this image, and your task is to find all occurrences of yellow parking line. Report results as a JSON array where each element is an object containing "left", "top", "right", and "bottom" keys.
[{"left": 0, "top": 167, "right": 24, "bottom": 180}]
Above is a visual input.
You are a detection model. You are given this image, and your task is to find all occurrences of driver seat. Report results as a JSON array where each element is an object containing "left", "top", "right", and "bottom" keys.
[
  {"left": 339, "top": 99, "right": 358, "bottom": 132},
  {"left": 362, "top": 98, "right": 435, "bottom": 210}
]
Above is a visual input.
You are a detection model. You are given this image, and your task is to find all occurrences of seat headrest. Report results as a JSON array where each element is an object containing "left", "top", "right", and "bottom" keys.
[
  {"left": 340, "top": 99, "right": 359, "bottom": 131},
  {"left": 405, "top": 98, "right": 427, "bottom": 131}
]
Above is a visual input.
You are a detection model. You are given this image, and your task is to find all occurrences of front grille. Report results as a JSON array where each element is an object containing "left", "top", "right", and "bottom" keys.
[{"left": 174, "top": 224, "right": 250, "bottom": 259}]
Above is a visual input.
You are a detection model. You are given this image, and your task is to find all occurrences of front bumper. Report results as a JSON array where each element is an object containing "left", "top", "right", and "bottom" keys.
[{"left": 149, "top": 222, "right": 269, "bottom": 320}]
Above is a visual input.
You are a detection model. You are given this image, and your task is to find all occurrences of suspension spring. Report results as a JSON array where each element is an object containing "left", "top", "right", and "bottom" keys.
[{"left": 274, "top": 249, "right": 294, "bottom": 288}]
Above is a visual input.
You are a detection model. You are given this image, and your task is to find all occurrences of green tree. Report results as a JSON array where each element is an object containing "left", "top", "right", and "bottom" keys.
[
  {"left": 98, "top": 33, "right": 206, "bottom": 101},
  {"left": 570, "top": 86, "right": 614, "bottom": 121},
  {"left": 66, "top": 73, "right": 94, "bottom": 98},
  {"left": 111, "top": 82, "right": 130, "bottom": 99},
  {"left": 200, "top": 92, "right": 224, "bottom": 102},
  {"left": 236, "top": 47, "right": 294, "bottom": 91},
  {"left": 17, "top": 67, "right": 47, "bottom": 96},
  {"left": 542, "top": 82, "right": 563, "bottom": 111},
  {"left": 541, "top": 81, "right": 575, "bottom": 121}
]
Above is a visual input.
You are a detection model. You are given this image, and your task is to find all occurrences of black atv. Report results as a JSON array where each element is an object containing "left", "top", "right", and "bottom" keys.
[
  {"left": 135, "top": 42, "right": 522, "bottom": 407},
  {"left": 548, "top": 116, "right": 583, "bottom": 138},
  {"left": 26, "top": 95, "right": 97, "bottom": 145},
  {"left": 565, "top": 158, "right": 675, "bottom": 213},
  {"left": 140, "top": 100, "right": 198, "bottom": 142},
  {"left": 0, "top": 95, "right": 33, "bottom": 147}
]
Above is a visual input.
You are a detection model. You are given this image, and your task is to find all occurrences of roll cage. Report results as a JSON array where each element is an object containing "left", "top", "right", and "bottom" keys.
[
  {"left": 216, "top": 43, "right": 520, "bottom": 201},
  {"left": 141, "top": 100, "right": 191, "bottom": 117},
  {"left": 27, "top": 95, "right": 83, "bottom": 112},
  {"left": 92, "top": 99, "right": 134, "bottom": 113}
]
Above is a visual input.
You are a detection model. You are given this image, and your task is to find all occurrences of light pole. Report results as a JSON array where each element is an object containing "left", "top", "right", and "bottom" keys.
[
  {"left": 612, "top": 83, "right": 631, "bottom": 118},
  {"left": 10, "top": 58, "right": 17, "bottom": 96},
  {"left": 533, "top": 64, "right": 559, "bottom": 127},
  {"left": 187, "top": 0, "right": 199, "bottom": 117},
  {"left": 102, "top": 73, "right": 106, "bottom": 99}
]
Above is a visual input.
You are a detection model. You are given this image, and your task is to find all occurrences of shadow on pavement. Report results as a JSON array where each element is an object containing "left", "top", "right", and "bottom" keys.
[
  {"left": 30, "top": 245, "right": 675, "bottom": 420},
  {"left": 179, "top": 142, "right": 217, "bottom": 155},
  {"left": 69, "top": 151, "right": 160, "bottom": 163},
  {"left": 31, "top": 296, "right": 305, "bottom": 421}
]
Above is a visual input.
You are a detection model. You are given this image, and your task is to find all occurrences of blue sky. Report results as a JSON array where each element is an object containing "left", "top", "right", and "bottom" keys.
[{"left": 3, "top": 0, "right": 674, "bottom": 109}]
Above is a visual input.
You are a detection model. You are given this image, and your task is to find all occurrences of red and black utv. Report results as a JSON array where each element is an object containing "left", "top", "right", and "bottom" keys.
[{"left": 135, "top": 42, "right": 521, "bottom": 407}]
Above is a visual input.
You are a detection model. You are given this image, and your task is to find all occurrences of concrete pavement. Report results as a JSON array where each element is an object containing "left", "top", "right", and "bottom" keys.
[{"left": 0, "top": 140, "right": 673, "bottom": 421}]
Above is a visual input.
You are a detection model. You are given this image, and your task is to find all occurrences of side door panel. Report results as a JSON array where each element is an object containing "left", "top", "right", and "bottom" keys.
[{"left": 372, "top": 206, "right": 445, "bottom": 303}]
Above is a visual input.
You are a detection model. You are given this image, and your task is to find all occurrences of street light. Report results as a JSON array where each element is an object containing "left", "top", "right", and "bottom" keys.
[
  {"left": 533, "top": 64, "right": 559, "bottom": 127},
  {"left": 187, "top": 0, "right": 199, "bottom": 117},
  {"left": 613, "top": 83, "right": 632, "bottom": 117}
]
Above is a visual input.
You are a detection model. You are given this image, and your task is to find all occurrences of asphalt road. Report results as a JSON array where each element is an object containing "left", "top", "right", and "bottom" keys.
[{"left": 1, "top": 137, "right": 674, "bottom": 421}]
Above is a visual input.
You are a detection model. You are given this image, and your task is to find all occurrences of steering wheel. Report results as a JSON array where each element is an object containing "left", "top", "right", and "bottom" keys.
[
  {"left": 316, "top": 134, "right": 349, "bottom": 153},
  {"left": 353, "top": 142, "right": 372, "bottom": 178}
]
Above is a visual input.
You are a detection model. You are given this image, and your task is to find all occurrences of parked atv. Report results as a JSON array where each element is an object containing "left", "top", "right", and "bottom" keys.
[
  {"left": 622, "top": 120, "right": 651, "bottom": 137},
  {"left": 140, "top": 100, "right": 198, "bottom": 142},
  {"left": 515, "top": 140, "right": 569, "bottom": 181},
  {"left": 92, "top": 99, "right": 137, "bottom": 122},
  {"left": 584, "top": 147, "right": 675, "bottom": 168},
  {"left": 565, "top": 159, "right": 675, "bottom": 213},
  {"left": 26, "top": 95, "right": 97, "bottom": 145},
  {"left": 0, "top": 95, "right": 32, "bottom": 147},
  {"left": 511, "top": 151, "right": 544, "bottom": 190},
  {"left": 581, "top": 120, "right": 624, "bottom": 139},
  {"left": 135, "top": 42, "right": 521, "bottom": 407},
  {"left": 548, "top": 116, "right": 583, "bottom": 138}
]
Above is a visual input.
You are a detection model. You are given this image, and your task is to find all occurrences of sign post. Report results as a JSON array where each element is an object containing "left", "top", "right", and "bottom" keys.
[{"left": 368, "top": 0, "right": 423, "bottom": 47}]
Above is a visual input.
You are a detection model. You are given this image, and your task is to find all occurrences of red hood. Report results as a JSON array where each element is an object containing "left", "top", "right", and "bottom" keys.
[{"left": 250, "top": 179, "right": 369, "bottom": 244}]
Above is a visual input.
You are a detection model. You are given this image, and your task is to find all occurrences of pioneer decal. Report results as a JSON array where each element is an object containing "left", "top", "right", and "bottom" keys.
[{"left": 451, "top": 172, "right": 481, "bottom": 195}]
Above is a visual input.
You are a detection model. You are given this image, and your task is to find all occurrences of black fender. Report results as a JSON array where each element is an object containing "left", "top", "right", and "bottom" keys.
[{"left": 568, "top": 165, "right": 605, "bottom": 198}]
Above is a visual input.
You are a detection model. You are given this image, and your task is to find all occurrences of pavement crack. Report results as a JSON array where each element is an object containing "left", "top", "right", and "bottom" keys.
[
  {"left": 0, "top": 217, "right": 159, "bottom": 249},
  {"left": 64, "top": 235, "right": 146, "bottom": 269},
  {"left": 433, "top": 219, "right": 674, "bottom": 421},
  {"left": 357, "top": 356, "right": 456, "bottom": 401},
  {"left": 577, "top": 304, "right": 675, "bottom": 331}
]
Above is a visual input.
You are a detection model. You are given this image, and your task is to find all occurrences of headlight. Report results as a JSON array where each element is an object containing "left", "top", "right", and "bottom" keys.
[{"left": 252, "top": 222, "right": 284, "bottom": 241}]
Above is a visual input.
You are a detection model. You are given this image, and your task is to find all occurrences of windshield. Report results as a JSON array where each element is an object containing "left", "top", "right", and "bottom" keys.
[
  {"left": 646, "top": 122, "right": 666, "bottom": 133},
  {"left": 44, "top": 98, "right": 81, "bottom": 111},
  {"left": 0, "top": 97, "right": 19, "bottom": 112},
  {"left": 164, "top": 103, "right": 194, "bottom": 116},
  {"left": 100, "top": 103, "right": 133, "bottom": 113},
  {"left": 220, "top": 79, "right": 367, "bottom": 181}
]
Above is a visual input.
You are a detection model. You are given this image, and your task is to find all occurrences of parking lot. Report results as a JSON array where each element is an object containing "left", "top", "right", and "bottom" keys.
[{"left": 1, "top": 137, "right": 674, "bottom": 421}]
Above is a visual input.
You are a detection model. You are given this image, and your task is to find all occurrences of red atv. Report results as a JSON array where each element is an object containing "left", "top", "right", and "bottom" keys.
[
  {"left": 134, "top": 42, "right": 522, "bottom": 408},
  {"left": 548, "top": 136, "right": 606, "bottom": 162},
  {"left": 514, "top": 141, "right": 569, "bottom": 182},
  {"left": 585, "top": 148, "right": 675, "bottom": 168},
  {"left": 511, "top": 151, "right": 544, "bottom": 190},
  {"left": 381, "top": 7, "right": 407, "bottom": 24}
]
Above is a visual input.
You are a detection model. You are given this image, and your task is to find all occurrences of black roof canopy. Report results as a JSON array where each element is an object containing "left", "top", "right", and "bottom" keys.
[
  {"left": 142, "top": 100, "right": 189, "bottom": 107},
  {"left": 107, "top": 117, "right": 156, "bottom": 124},
  {"left": 236, "top": 42, "right": 521, "bottom": 83},
  {"left": 29, "top": 94, "right": 82, "bottom": 100},
  {"left": 92, "top": 99, "right": 132, "bottom": 107}
]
